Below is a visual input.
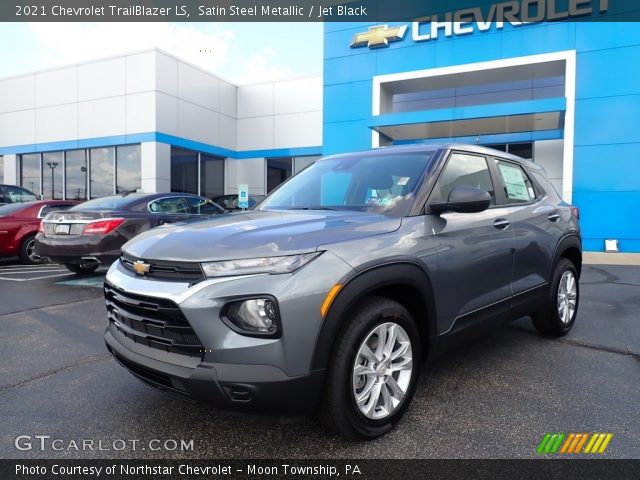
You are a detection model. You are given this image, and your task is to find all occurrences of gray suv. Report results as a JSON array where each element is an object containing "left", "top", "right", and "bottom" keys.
[{"left": 104, "top": 144, "right": 581, "bottom": 439}]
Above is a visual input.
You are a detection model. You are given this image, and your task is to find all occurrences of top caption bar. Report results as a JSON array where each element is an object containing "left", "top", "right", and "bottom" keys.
[{"left": 3, "top": 0, "right": 640, "bottom": 22}]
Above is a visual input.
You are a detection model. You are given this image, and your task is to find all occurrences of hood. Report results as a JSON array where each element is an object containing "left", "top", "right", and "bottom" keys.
[{"left": 123, "top": 209, "right": 401, "bottom": 262}]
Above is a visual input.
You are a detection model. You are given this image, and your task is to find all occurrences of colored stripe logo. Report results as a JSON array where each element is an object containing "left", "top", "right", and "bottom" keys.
[{"left": 537, "top": 433, "right": 613, "bottom": 455}]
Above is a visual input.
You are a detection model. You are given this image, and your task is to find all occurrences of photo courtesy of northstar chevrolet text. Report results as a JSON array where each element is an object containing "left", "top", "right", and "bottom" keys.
[{"left": 0, "top": 0, "right": 639, "bottom": 479}]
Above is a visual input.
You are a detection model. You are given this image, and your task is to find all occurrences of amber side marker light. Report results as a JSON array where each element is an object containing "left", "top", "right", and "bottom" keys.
[{"left": 321, "top": 284, "right": 342, "bottom": 318}]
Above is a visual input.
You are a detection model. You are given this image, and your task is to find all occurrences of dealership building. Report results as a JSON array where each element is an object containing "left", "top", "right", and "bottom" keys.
[{"left": 1, "top": 20, "right": 639, "bottom": 252}]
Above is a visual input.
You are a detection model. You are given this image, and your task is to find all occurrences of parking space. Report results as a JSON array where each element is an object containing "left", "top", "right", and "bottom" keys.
[
  {"left": 0, "top": 260, "right": 107, "bottom": 316},
  {"left": 0, "top": 263, "right": 74, "bottom": 282},
  {"left": 0, "top": 262, "right": 638, "bottom": 459}
]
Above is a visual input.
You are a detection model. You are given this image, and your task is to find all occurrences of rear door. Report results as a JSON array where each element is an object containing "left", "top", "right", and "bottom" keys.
[
  {"left": 490, "top": 157, "right": 559, "bottom": 294},
  {"left": 425, "top": 151, "right": 515, "bottom": 334}
]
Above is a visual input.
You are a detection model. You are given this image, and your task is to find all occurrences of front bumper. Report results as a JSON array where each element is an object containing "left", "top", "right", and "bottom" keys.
[
  {"left": 105, "top": 328, "right": 324, "bottom": 413},
  {"left": 103, "top": 252, "right": 353, "bottom": 413}
]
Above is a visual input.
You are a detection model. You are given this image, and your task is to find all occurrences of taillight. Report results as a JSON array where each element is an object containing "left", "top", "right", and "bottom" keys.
[
  {"left": 38, "top": 221, "right": 44, "bottom": 234},
  {"left": 570, "top": 206, "right": 580, "bottom": 221},
  {"left": 82, "top": 218, "right": 125, "bottom": 236}
]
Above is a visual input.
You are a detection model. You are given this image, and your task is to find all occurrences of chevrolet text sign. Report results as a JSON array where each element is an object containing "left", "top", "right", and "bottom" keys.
[{"left": 351, "top": 0, "right": 609, "bottom": 48}]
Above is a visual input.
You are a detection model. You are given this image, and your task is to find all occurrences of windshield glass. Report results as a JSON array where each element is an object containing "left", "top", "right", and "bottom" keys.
[
  {"left": 259, "top": 151, "right": 436, "bottom": 216},
  {"left": 70, "top": 195, "right": 141, "bottom": 211},
  {"left": 0, "top": 203, "right": 29, "bottom": 217}
]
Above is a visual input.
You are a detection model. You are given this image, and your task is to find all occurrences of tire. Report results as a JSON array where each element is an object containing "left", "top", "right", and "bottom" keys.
[
  {"left": 64, "top": 262, "right": 99, "bottom": 275},
  {"left": 531, "top": 258, "right": 579, "bottom": 337},
  {"left": 19, "top": 235, "right": 43, "bottom": 265},
  {"left": 321, "top": 296, "right": 421, "bottom": 440}
]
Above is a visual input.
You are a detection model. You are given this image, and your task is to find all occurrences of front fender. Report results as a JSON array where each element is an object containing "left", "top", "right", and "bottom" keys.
[{"left": 310, "top": 262, "right": 437, "bottom": 371}]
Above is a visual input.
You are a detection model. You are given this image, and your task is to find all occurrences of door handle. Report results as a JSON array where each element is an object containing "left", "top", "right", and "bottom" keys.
[
  {"left": 548, "top": 213, "right": 560, "bottom": 222},
  {"left": 493, "top": 219, "right": 510, "bottom": 230}
]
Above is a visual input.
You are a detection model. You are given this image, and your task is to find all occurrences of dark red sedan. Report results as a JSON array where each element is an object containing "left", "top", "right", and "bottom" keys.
[{"left": 0, "top": 200, "right": 78, "bottom": 264}]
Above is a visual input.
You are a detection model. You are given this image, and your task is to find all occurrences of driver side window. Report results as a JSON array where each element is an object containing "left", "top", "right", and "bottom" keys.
[{"left": 438, "top": 153, "right": 496, "bottom": 205}]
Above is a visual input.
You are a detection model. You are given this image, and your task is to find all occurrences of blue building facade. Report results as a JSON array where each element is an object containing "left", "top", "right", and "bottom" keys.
[{"left": 323, "top": 21, "right": 640, "bottom": 252}]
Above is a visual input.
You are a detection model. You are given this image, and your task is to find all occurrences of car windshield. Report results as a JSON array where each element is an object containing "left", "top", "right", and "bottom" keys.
[
  {"left": 259, "top": 151, "right": 436, "bottom": 216},
  {"left": 70, "top": 195, "right": 141, "bottom": 211},
  {"left": 0, "top": 203, "right": 29, "bottom": 216}
]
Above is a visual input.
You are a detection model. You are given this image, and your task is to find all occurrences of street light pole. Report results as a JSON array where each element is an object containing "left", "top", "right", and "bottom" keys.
[{"left": 46, "top": 161, "right": 58, "bottom": 199}]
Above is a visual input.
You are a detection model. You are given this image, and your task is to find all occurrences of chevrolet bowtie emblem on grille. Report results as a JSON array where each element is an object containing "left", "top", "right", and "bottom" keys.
[
  {"left": 133, "top": 260, "right": 151, "bottom": 276},
  {"left": 350, "top": 24, "right": 408, "bottom": 49}
]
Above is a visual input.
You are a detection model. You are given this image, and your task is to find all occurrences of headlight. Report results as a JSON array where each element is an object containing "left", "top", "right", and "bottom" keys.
[{"left": 201, "top": 252, "right": 321, "bottom": 277}]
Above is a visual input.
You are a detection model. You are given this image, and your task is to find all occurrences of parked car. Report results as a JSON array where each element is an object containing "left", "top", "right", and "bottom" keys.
[
  {"left": 212, "top": 194, "right": 265, "bottom": 210},
  {"left": 0, "top": 200, "right": 77, "bottom": 264},
  {"left": 103, "top": 144, "right": 581, "bottom": 439},
  {"left": 36, "top": 193, "right": 226, "bottom": 274},
  {"left": 0, "top": 184, "right": 39, "bottom": 206}
]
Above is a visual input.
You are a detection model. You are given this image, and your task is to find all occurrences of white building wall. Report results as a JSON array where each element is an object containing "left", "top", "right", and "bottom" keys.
[
  {"left": 0, "top": 49, "right": 323, "bottom": 195},
  {"left": 225, "top": 158, "right": 266, "bottom": 196},
  {"left": 141, "top": 142, "right": 171, "bottom": 193},
  {"left": 236, "top": 77, "right": 323, "bottom": 151},
  {"left": 534, "top": 139, "right": 564, "bottom": 198}
]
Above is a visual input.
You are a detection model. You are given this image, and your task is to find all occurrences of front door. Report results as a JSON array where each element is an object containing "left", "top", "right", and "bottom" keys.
[{"left": 425, "top": 152, "right": 515, "bottom": 334}]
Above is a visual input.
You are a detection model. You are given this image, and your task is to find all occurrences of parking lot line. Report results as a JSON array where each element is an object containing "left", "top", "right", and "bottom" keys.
[
  {"left": 0, "top": 263, "right": 74, "bottom": 282},
  {"left": 0, "top": 265, "right": 63, "bottom": 271},
  {"left": 0, "top": 273, "right": 74, "bottom": 282},
  {"left": 0, "top": 268, "right": 68, "bottom": 274}
]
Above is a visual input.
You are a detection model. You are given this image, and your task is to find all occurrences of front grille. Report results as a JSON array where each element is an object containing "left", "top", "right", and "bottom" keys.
[
  {"left": 121, "top": 253, "right": 204, "bottom": 282},
  {"left": 104, "top": 283, "right": 204, "bottom": 358}
]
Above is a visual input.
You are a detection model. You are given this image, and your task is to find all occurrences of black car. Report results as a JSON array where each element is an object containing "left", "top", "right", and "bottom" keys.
[
  {"left": 212, "top": 194, "right": 265, "bottom": 210},
  {"left": 35, "top": 193, "right": 226, "bottom": 274},
  {"left": 0, "top": 184, "right": 39, "bottom": 206}
]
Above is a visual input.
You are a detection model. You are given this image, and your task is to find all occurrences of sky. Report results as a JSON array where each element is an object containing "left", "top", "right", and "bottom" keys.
[{"left": 0, "top": 22, "right": 323, "bottom": 84}]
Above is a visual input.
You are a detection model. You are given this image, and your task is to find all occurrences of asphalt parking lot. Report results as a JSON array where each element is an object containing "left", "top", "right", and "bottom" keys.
[{"left": 0, "top": 259, "right": 638, "bottom": 459}]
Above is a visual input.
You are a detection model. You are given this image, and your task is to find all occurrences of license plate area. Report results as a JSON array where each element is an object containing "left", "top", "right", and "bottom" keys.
[{"left": 54, "top": 224, "right": 71, "bottom": 235}]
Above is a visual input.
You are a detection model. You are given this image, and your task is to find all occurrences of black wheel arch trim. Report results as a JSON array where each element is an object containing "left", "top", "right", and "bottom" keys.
[
  {"left": 310, "top": 260, "right": 437, "bottom": 371},
  {"left": 551, "top": 233, "right": 583, "bottom": 279}
]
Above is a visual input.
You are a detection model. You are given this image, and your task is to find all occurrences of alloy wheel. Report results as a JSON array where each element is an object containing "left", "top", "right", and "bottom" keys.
[
  {"left": 352, "top": 322, "right": 413, "bottom": 420},
  {"left": 557, "top": 270, "right": 577, "bottom": 324}
]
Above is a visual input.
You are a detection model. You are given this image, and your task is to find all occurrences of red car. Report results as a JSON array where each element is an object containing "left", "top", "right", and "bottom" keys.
[{"left": 0, "top": 200, "right": 78, "bottom": 264}]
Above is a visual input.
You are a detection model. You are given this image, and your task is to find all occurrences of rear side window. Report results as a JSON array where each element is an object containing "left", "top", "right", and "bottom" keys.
[
  {"left": 494, "top": 159, "right": 536, "bottom": 203},
  {"left": 438, "top": 153, "right": 496, "bottom": 205},
  {"left": 5, "top": 185, "right": 37, "bottom": 203},
  {"left": 184, "top": 197, "right": 223, "bottom": 215},
  {"left": 148, "top": 197, "right": 189, "bottom": 214}
]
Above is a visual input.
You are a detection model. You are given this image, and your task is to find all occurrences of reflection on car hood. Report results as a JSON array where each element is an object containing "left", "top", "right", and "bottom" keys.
[{"left": 122, "top": 209, "right": 401, "bottom": 262}]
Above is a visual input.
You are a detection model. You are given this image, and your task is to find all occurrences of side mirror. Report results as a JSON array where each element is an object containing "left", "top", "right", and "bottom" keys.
[{"left": 430, "top": 186, "right": 491, "bottom": 214}]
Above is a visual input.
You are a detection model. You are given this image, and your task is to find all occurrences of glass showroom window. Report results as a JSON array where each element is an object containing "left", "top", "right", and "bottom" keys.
[
  {"left": 20, "top": 154, "right": 42, "bottom": 197},
  {"left": 116, "top": 145, "right": 141, "bottom": 194},
  {"left": 89, "top": 147, "right": 115, "bottom": 198},
  {"left": 294, "top": 155, "right": 320, "bottom": 174},
  {"left": 65, "top": 150, "right": 88, "bottom": 200},
  {"left": 267, "top": 157, "right": 293, "bottom": 193},
  {"left": 200, "top": 154, "right": 224, "bottom": 198},
  {"left": 42, "top": 151, "right": 64, "bottom": 200},
  {"left": 171, "top": 148, "right": 199, "bottom": 195}
]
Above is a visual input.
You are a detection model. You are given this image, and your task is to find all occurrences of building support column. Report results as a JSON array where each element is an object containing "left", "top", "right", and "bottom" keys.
[
  {"left": 3, "top": 154, "right": 19, "bottom": 186},
  {"left": 140, "top": 142, "right": 171, "bottom": 193}
]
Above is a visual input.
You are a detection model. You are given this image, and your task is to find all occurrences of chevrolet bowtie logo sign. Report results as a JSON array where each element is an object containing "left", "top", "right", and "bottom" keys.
[
  {"left": 350, "top": 25, "right": 408, "bottom": 49},
  {"left": 133, "top": 260, "right": 151, "bottom": 276}
]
